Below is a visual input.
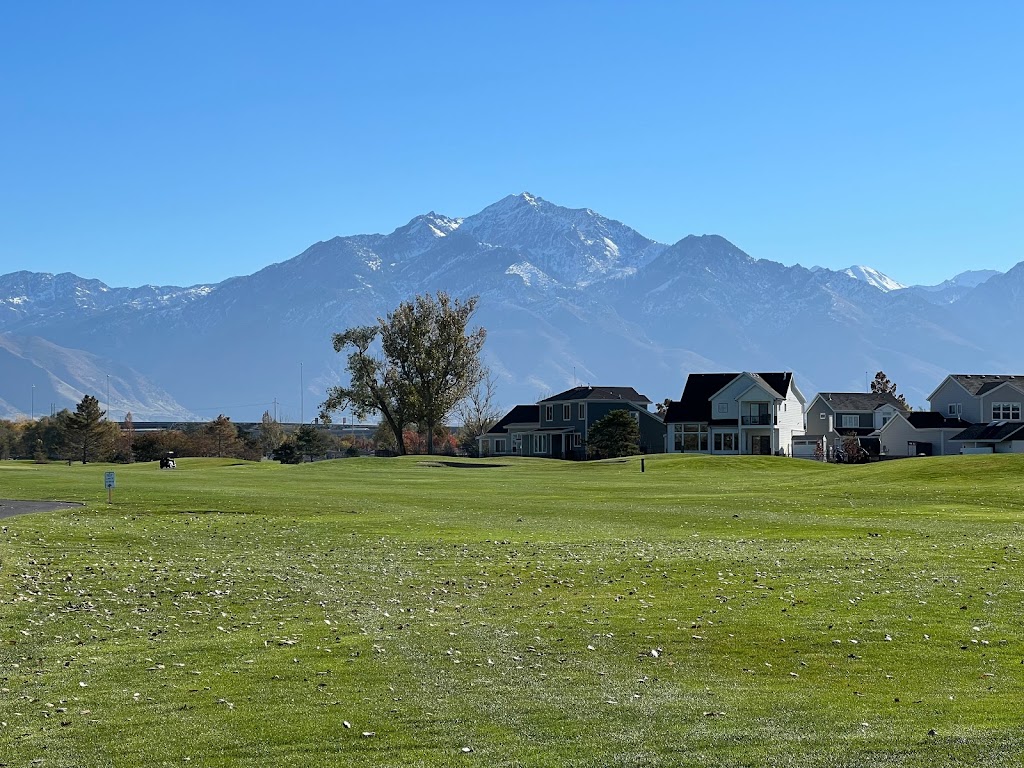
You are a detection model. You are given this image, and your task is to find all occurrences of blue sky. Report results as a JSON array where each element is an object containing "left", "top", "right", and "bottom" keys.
[{"left": 2, "top": 2, "right": 1021, "bottom": 287}]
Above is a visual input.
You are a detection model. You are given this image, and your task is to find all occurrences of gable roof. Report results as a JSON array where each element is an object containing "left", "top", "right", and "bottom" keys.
[
  {"left": 539, "top": 386, "right": 651, "bottom": 405},
  {"left": 664, "top": 372, "right": 800, "bottom": 423},
  {"left": 928, "top": 374, "right": 1024, "bottom": 401},
  {"left": 663, "top": 373, "right": 737, "bottom": 423},
  {"left": 975, "top": 379, "right": 1024, "bottom": 397},
  {"left": 485, "top": 405, "right": 540, "bottom": 435},
  {"left": 813, "top": 392, "right": 908, "bottom": 412},
  {"left": 950, "top": 421, "right": 1024, "bottom": 443}
]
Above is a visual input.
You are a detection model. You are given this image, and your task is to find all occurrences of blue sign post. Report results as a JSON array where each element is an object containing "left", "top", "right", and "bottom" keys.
[{"left": 104, "top": 471, "right": 115, "bottom": 504}]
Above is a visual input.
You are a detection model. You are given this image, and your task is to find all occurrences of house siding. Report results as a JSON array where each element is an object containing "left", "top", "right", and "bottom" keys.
[
  {"left": 775, "top": 387, "right": 805, "bottom": 451},
  {"left": 876, "top": 416, "right": 960, "bottom": 457},
  {"left": 929, "top": 380, "right": 982, "bottom": 422},
  {"left": 979, "top": 386, "right": 1024, "bottom": 422}
]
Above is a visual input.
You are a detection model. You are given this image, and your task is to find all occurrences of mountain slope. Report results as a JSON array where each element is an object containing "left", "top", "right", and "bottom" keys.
[{"left": 1, "top": 193, "right": 1021, "bottom": 419}]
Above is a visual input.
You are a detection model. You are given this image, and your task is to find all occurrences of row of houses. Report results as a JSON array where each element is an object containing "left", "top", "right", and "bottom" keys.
[{"left": 478, "top": 373, "right": 1024, "bottom": 459}]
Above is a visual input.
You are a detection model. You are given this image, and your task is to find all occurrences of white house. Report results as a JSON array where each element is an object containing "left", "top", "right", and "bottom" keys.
[{"left": 664, "top": 372, "right": 806, "bottom": 455}]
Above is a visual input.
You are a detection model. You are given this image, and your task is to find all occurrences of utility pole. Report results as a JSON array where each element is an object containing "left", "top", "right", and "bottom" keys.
[
  {"left": 300, "top": 363, "right": 304, "bottom": 425},
  {"left": 106, "top": 374, "right": 111, "bottom": 420},
  {"left": 31, "top": 384, "right": 35, "bottom": 420}
]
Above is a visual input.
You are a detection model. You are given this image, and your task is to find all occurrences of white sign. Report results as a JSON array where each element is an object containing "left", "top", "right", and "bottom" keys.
[{"left": 104, "top": 472, "right": 116, "bottom": 489}]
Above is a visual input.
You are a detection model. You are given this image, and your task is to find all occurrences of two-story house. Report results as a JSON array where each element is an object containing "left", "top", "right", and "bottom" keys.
[
  {"left": 480, "top": 386, "right": 666, "bottom": 459},
  {"left": 663, "top": 372, "right": 806, "bottom": 455},
  {"left": 798, "top": 392, "right": 908, "bottom": 458},
  {"left": 928, "top": 374, "right": 1024, "bottom": 423},
  {"left": 868, "top": 373, "right": 1024, "bottom": 456},
  {"left": 928, "top": 374, "right": 1024, "bottom": 454}
]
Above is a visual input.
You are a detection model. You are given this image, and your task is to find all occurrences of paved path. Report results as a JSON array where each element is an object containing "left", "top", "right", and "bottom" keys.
[{"left": 0, "top": 499, "right": 83, "bottom": 520}]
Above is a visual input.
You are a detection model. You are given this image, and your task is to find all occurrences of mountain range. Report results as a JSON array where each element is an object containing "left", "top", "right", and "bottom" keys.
[{"left": 1, "top": 192, "right": 1020, "bottom": 421}]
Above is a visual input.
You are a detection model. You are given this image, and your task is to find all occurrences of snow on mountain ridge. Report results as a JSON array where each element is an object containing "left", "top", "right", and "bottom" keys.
[
  {"left": 459, "top": 192, "right": 665, "bottom": 287},
  {"left": 840, "top": 265, "right": 907, "bottom": 292}
]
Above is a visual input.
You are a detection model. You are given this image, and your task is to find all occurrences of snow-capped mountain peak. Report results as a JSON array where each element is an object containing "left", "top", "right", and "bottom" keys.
[
  {"left": 381, "top": 212, "right": 463, "bottom": 262},
  {"left": 459, "top": 192, "right": 663, "bottom": 287},
  {"left": 841, "top": 265, "right": 907, "bottom": 292}
]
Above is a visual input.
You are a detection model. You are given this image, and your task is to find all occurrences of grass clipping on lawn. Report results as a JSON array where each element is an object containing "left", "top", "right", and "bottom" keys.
[{"left": 1, "top": 454, "right": 1022, "bottom": 767}]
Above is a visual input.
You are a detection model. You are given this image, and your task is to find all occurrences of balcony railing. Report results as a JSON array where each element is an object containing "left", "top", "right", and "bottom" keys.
[{"left": 741, "top": 414, "right": 772, "bottom": 425}]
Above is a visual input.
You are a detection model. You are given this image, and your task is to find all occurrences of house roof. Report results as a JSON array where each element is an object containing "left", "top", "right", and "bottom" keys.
[
  {"left": 485, "top": 405, "right": 540, "bottom": 435},
  {"left": 814, "top": 392, "right": 907, "bottom": 412},
  {"left": 663, "top": 372, "right": 796, "bottom": 423},
  {"left": 904, "top": 412, "right": 973, "bottom": 429},
  {"left": 538, "top": 386, "right": 651, "bottom": 405},
  {"left": 950, "top": 421, "right": 1024, "bottom": 443},
  {"left": 929, "top": 374, "right": 1024, "bottom": 400},
  {"left": 663, "top": 373, "right": 737, "bottom": 423}
]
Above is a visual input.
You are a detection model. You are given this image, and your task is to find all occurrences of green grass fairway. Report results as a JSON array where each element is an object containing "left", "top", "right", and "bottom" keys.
[{"left": 2, "top": 455, "right": 1023, "bottom": 767}]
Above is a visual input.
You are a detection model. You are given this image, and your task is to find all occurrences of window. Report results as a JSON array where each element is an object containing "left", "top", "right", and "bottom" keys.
[
  {"left": 578, "top": 403, "right": 586, "bottom": 420},
  {"left": 495, "top": 438, "right": 506, "bottom": 453},
  {"left": 947, "top": 403, "right": 962, "bottom": 416},
  {"left": 563, "top": 404, "right": 571, "bottom": 421},
  {"left": 544, "top": 405, "right": 553, "bottom": 422},
  {"left": 992, "top": 402, "right": 1021, "bottom": 420},
  {"left": 819, "top": 412, "right": 826, "bottom": 420},
  {"left": 572, "top": 433, "right": 581, "bottom": 447},
  {"left": 717, "top": 402, "right": 728, "bottom": 413},
  {"left": 882, "top": 414, "right": 892, "bottom": 426},
  {"left": 713, "top": 432, "right": 737, "bottom": 451},
  {"left": 840, "top": 415, "right": 859, "bottom": 429},
  {"left": 680, "top": 423, "right": 708, "bottom": 451},
  {"left": 534, "top": 434, "right": 547, "bottom": 453}
]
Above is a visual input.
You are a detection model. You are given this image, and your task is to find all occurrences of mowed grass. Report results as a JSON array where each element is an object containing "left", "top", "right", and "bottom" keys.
[{"left": 1, "top": 454, "right": 1022, "bottom": 767}]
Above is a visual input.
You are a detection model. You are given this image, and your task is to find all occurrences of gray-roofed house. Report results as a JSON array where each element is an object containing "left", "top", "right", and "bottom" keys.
[
  {"left": 664, "top": 372, "right": 806, "bottom": 456},
  {"left": 927, "top": 374, "right": 1024, "bottom": 423},
  {"left": 480, "top": 386, "right": 665, "bottom": 459},
  {"left": 798, "top": 391, "right": 909, "bottom": 458}
]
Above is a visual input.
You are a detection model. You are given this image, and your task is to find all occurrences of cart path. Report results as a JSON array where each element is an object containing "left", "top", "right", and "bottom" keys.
[{"left": 0, "top": 499, "right": 84, "bottom": 520}]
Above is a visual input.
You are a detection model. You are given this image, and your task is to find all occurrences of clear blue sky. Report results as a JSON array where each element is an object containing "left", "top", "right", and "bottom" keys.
[{"left": 2, "top": 2, "right": 1021, "bottom": 287}]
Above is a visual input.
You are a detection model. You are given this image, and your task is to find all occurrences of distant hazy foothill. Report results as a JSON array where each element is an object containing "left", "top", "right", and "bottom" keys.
[{"left": 0, "top": 193, "right": 1019, "bottom": 421}]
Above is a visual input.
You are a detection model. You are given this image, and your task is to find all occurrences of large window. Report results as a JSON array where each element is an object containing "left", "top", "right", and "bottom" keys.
[
  {"left": 992, "top": 402, "right": 1021, "bottom": 420},
  {"left": 495, "top": 438, "right": 506, "bottom": 453},
  {"left": 534, "top": 434, "right": 547, "bottom": 454},
  {"left": 840, "top": 414, "right": 859, "bottom": 429},
  {"left": 713, "top": 432, "right": 738, "bottom": 452},
  {"left": 741, "top": 402, "right": 770, "bottom": 425},
  {"left": 677, "top": 423, "right": 708, "bottom": 451}
]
